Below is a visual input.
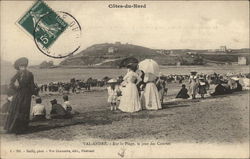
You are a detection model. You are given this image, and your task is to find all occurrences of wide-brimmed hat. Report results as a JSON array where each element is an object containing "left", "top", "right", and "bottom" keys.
[
  {"left": 231, "top": 77, "right": 239, "bottom": 81},
  {"left": 107, "top": 79, "right": 118, "bottom": 84},
  {"left": 14, "top": 57, "right": 28, "bottom": 70},
  {"left": 126, "top": 63, "right": 137, "bottom": 71}
]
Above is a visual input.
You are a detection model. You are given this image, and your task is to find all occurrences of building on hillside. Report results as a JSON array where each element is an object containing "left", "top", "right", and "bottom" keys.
[
  {"left": 220, "top": 46, "right": 227, "bottom": 52},
  {"left": 238, "top": 56, "right": 247, "bottom": 65},
  {"left": 108, "top": 47, "right": 115, "bottom": 53},
  {"left": 108, "top": 47, "right": 118, "bottom": 54},
  {"left": 208, "top": 49, "right": 217, "bottom": 52},
  {"left": 186, "top": 52, "right": 197, "bottom": 55},
  {"left": 169, "top": 50, "right": 175, "bottom": 56},
  {"left": 155, "top": 49, "right": 168, "bottom": 54}
]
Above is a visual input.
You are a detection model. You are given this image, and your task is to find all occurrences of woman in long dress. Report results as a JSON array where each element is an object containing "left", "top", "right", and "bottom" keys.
[
  {"left": 143, "top": 73, "right": 162, "bottom": 110},
  {"left": 136, "top": 69, "right": 146, "bottom": 109},
  {"left": 189, "top": 77, "right": 199, "bottom": 99},
  {"left": 119, "top": 64, "right": 142, "bottom": 113},
  {"left": 4, "top": 57, "right": 37, "bottom": 134}
]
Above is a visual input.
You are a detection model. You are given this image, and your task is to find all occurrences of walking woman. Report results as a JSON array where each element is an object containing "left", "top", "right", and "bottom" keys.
[
  {"left": 189, "top": 78, "right": 199, "bottom": 99},
  {"left": 4, "top": 57, "right": 37, "bottom": 134}
]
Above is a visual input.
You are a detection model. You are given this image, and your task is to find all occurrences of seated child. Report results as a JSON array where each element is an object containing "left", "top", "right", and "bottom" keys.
[
  {"left": 50, "top": 99, "right": 72, "bottom": 119},
  {"left": 233, "top": 80, "right": 242, "bottom": 92},
  {"left": 1, "top": 96, "right": 13, "bottom": 126},
  {"left": 107, "top": 79, "right": 121, "bottom": 111},
  {"left": 176, "top": 84, "right": 190, "bottom": 99},
  {"left": 1, "top": 96, "right": 12, "bottom": 114},
  {"left": 62, "top": 95, "right": 72, "bottom": 112},
  {"left": 62, "top": 95, "right": 79, "bottom": 115},
  {"left": 31, "top": 97, "right": 46, "bottom": 121}
]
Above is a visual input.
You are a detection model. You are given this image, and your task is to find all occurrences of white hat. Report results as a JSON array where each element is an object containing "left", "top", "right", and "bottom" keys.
[
  {"left": 107, "top": 79, "right": 118, "bottom": 83},
  {"left": 231, "top": 77, "right": 239, "bottom": 81}
]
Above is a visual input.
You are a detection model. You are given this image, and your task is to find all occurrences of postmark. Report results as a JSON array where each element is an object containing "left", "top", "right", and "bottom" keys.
[
  {"left": 34, "top": 11, "right": 82, "bottom": 58},
  {"left": 18, "top": 1, "right": 81, "bottom": 58}
]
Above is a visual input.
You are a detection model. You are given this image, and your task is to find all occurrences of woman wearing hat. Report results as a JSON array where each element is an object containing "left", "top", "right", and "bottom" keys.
[
  {"left": 189, "top": 72, "right": 199, "bottom": 99},
  {"left": 4, "top": 57, "right": 37, "bottom": 133},
  {"left": 119, "top": 63, "right": 142, "bottom": 113}
]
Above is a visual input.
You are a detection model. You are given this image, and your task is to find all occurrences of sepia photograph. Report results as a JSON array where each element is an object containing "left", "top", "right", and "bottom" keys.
[{"left": 0, "top": 0, "right": 249, "bottom": 158}]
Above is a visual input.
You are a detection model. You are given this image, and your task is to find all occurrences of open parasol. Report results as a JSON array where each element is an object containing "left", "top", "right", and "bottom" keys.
[{"left": 138, "top": 59, "right": 160, "bottom": 76}]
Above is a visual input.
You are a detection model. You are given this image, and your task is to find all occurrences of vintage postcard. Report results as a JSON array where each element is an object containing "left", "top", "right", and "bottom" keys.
[{"left": 0, "top": 0, "right": 249, "bottom": 158}]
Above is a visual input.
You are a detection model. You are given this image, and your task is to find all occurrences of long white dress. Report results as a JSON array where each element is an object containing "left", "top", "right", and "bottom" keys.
[
  {"left": 143, "top": 73, "right": 162, "bottom": 110},
  {"left": 119, "top": 71, "right": 142, "bottom": 113}
]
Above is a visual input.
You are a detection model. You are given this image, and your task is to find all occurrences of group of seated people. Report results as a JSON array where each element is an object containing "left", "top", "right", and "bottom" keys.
[
  {"left": 175, "top": 78, "right": 243, "bottom": 99},
  {"left": 210, "top": 79, "right": 242, "bottom": 96},
  {"left": 31, "top": 95, "right": 78, "bottom": 121}
]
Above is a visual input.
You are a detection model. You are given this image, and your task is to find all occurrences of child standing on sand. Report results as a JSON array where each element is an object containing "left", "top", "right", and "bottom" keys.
[
  {"left": 107, "top": 79, "right": 121, "bottom": 111},
  {"left": 198, "top": 77, "right": 207, "bottom": 99}
]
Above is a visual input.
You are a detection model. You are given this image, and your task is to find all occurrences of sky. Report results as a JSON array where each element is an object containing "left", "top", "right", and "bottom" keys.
[{"left": 0, "top": 1, "right": 249, "bottom": 65}]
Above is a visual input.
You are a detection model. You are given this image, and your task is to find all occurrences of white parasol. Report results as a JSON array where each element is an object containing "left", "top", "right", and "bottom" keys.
[{"left": 138, "top": 59, "right": 160, "bottom": 76}]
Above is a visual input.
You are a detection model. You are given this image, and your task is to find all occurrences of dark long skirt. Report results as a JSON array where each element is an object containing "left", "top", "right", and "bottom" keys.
[
  {"left": 4, "top": 88, "right": 32, "bottom": 133},
  {"left": 198, "top": 85, "right": 207, "bottom": 94}
]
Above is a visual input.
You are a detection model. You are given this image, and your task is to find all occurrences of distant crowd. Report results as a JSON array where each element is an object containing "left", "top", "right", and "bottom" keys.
[
  {"left": 105, "top": 70, "right": 249, "bottom": 112},
  {"left": 37, "top": 72, "right": 249, "bottom": 97}
]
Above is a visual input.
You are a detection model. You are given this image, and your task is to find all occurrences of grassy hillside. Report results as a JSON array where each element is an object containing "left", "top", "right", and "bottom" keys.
[{"left": 60, "top": 43, "right": 203, "bottom": 67}]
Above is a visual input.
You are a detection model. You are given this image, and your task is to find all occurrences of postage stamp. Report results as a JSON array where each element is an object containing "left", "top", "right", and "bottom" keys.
[
  {"left": 33, "top": 11, "right": 82, "bottom": 58},
  {"left": 18, "top": 1, "right": 68, "bottom": 49},
  {"left": 17, "top": 1, "right": 81, "bottom": 58}
]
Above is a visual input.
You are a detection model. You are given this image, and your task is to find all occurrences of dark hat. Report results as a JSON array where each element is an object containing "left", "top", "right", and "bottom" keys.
[
  {"left": 190, "top": 71, "right": 197, "bottom": 75},
  {"left": 50, "top": 99, "right": 57, "bottom": 105},
  {"left": 126, "top": 63, "right": 133, "bottom": 68},
  {"left": 199, "top": 76, "right": 205, "bottom": 80},
  {"left": 14, "top": 57, "right": 28, "bottom": 70},
  {"left": 127, "top": 63, "right": 137, "bottom": 72}
]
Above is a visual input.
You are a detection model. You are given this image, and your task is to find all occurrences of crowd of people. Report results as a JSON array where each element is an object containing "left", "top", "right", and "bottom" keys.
[
  {"left": 38, "top": 78, "right": 107, "bottom": 93},
  {"left": 1, "top": 57, "right": 249, "bottom": 134},
  {"left": 106, "top": 63, "right": 167, "bottom": 112},
  {"left": 106, "top": 65, "right": 248, "bottom": 112}
]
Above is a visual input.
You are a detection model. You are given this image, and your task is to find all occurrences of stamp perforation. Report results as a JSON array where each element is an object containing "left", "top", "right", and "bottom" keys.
[{"left": 16, "top": 0, "right": 63, "bottom": 40}]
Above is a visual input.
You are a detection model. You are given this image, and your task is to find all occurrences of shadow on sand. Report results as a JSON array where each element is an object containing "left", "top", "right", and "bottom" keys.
[
  {"left": 5, "top": 91, "right": 247, "bottom": 135},
  {"left": 17, "top": 103, "right": 182, "bottom": 134}
]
